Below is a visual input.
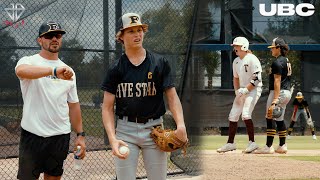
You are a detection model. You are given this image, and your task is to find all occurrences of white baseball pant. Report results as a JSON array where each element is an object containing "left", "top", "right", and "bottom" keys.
[
  {"left": 292, "top": 108, "right": 314, "bottom": 127},
  {"left": 115, "top": 117, "right": 167, "bottom": 180},
  {"left": 229, "top": 87, "right": 262, "bottom": 122},
  {"left": 265, "top": 90, "right": 292, "bottom": 121}
]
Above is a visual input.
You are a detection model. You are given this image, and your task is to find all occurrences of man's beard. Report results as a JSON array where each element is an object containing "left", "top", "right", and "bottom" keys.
[{"left": 44, "top": 44, "right": 61, "bottom": 53}]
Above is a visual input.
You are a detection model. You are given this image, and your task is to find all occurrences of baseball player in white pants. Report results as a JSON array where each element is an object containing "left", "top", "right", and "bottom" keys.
[{"left": 217, "top": 37, "right": 262, "bottom": 153}]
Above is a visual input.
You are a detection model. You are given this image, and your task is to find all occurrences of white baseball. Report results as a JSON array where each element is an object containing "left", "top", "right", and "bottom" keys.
[{"left": 119, "top": 146, "right": 130, "bottom": 155}]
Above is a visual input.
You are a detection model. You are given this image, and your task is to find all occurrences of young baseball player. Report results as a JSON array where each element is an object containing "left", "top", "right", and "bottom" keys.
[
  {"left": 15, "top": 21, "right": 86, "bottom": 180},
  {"left": 101, "top": 13, "right": 188, "bottom": 180},
  {"left": 254, "top": 37, "right": 292, "bottom": 154},
  {"left": 217, "top": 37, "right": 262, "bottom": 153},
  {"left": 287, "top": 92, "right": 317, "bottom": 140}
]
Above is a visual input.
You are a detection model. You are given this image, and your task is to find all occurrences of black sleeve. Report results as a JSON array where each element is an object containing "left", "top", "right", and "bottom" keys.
[
  {"left": 271, "top": 61, "right": 282, "bottom": 75},
  {"left": 101, "top": 63, "right": 120, "bottom": 95},
  {"left": 162, "top": 57, "right": 175, "bottom": 89},
  {"left": 292, "top": 99, "right": 298, "bottom": 106},
  {"left": 304, "top": 100, "right": 309, "bottom": 107}
]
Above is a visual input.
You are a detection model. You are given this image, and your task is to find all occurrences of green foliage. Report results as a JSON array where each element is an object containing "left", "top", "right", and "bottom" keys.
[
  {"left": 59, "top": 39, "right": 109, "bottom": 87},
  {"left": 200, "top": 51, "right": 220, "bottom": 77},
  {"left": 0, "top": 31, "right": 19, "bottom": 88},
  {"left": 142, "top": 1, "right": 193, "bottom": 54},
  {"left": 60, "top": 38, "right": 85, "bottom": 74},
  {"left": 194, "top": 50, "right": 220, "bottom": 89},
  {"left": 80, "top": 53, "right": 105, "bottom": 87},
  {"left": 141, "top": 1, "right": 194, "bottom": 87}
]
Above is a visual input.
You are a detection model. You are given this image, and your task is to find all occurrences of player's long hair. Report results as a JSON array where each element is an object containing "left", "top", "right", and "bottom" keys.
[{"left": 279, "top": 44, "right": 289, "bottom": 57}]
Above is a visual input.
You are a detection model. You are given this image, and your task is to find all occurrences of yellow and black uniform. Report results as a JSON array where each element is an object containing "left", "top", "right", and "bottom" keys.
[
  {"left": 101, "top": 50, "right": 174, "bottom": 121},
  {"left": 268, "top": 56, "right": 291, "bottom": 91}
]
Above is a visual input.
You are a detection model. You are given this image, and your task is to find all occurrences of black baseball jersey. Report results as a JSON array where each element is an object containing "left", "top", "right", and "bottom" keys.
[
  {"left": 293, "top": 98, "right": 308, "bottom": 109},
  {"left": 269, "top": 56, "right": 291, "bottom": 90},
  {"left": 101, "top": 50, "right": 174, "bottom": 118}
]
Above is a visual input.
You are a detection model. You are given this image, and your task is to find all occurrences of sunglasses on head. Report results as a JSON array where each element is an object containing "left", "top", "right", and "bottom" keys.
[{"left": 41, "top": 33, "right": 63, "bottom": 39}]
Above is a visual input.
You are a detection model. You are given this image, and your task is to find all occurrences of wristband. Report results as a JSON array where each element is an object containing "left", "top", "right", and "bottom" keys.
[
  {"left": 53, "top": 67, "right": 57, "bottom": 77},
  {"left": 77, "top": 132, "right": 85, "bottom": 137}
]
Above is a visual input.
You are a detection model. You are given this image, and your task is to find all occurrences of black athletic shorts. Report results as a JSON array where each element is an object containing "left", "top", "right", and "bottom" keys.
[{"left": 17, "top": 128, "right": 70, "bottom": 180}]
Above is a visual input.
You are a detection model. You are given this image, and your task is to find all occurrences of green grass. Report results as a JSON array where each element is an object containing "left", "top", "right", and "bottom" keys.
[
  {"left": 198, "top": 135, "right": 320, "bottom": 150},
  {"left": 278, "top": 156, "right": 320, "bottom": 162},
  {"left": 81, "top": 107, "right": 105, "bottom": 137},
  {"left": 198, "top": 135, "right": 320, "bottom": 163}
]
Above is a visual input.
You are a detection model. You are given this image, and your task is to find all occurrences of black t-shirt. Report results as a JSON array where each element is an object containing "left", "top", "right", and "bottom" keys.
[
  {"left": 293, "top": 98, "right": 308, "bottom": 109},
  {"left": 101, "top": 50, "right": 174, "bottom": 118},
  {"left": 269, "top": 56, "right": 291, "bottom": 90}
]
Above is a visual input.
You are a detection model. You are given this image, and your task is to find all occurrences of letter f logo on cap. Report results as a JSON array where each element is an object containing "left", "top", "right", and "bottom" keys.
[
  {"left": 47, "top": 23, "right": 59, "bottom": 30},
  {"left": 129, "top": 16, "right": 139, "bottom": 24}
]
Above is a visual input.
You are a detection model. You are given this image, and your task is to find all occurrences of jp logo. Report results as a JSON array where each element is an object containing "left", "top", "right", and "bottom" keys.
[{"left": 259, "top": 3, "right": 315, "bottom": 17}]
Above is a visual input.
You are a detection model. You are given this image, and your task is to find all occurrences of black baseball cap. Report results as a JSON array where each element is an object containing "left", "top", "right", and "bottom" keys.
[
  {"left": 38, "top": 21, "right": 66, "bottom": 37},
  {"left": 268, "top": 37, "right": 286, "bottom": 48}
]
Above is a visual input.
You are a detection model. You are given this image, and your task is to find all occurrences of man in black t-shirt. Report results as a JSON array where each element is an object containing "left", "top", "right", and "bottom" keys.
[
  {"left": 100, "top": 13, "right": 187, "bottom": 180},
  {"left": 287, "top": 92, "right": 317, "bottom": 140},
  {"left": 254, "top": 37, "right": 292, "bottom": 154}
]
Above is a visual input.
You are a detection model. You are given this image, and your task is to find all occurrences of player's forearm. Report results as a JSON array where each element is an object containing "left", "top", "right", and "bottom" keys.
[
  {"left": 16, "top": 64, "right": 53, "bottom": 79},
  {"left": 245, "top": 83, "right": 255, "bottom": 91},
  {"left": 165, "top": 88, "right": 185, "bottom": 128},
  {"left": 101, "top": 92, "right": 117, "bottom": 142},
  {"left": 102, "top": 107, "right": 116, "bottom": 142},
  {"left": 273, "top": 76, "right": 281, "bottom": 100},
  {"left": 273, "top": 84, "right": 280, "bottom": 100},
  {"left": 233, "top": 77, "right": 240, "bottom": 90},
  {"left": 68, "top": 102, "right": 84, "bottom": 133}
]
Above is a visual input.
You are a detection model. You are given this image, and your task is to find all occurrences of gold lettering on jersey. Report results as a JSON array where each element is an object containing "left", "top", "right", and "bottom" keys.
[
  {"left": 120, "top": 83, "right": 128, "bottom": 97},
  {"left": 127, "top": 83, "right": 134, "bottom": 97},
  {"left": 136, "top": 83, "right": 142, "bottom": 97},
  {"left": 116, "top": 83, "right": 134, "bottom": 98},
  {"left": 141, "top": 83, "right": 148, "bottom": 96},
  {"left": 117, "top": 82, "right": 157, "bottom": 98},
  {"left": 148, "top": 72, "right": 152, "bottom": 79}
]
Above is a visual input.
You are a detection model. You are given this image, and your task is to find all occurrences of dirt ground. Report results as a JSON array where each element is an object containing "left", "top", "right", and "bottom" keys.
[
  {"left": 1, "top": 150, "right": 320, "bottom": 180},
  {"left": 1, "top": 125, "right": 320, "bottom": 180},
  {"left": 199, "top": 150, "right": 320, "bottom": 180}
]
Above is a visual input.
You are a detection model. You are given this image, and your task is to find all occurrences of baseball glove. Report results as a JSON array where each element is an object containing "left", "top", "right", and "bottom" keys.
[
  {"left": 150, "top": 126, "right": 188, "bottom": 155},
  {"left": 307, "top": 117, "right": 314, "bottom": 128},
  {"left": 267, "top": 104, "right": 283, "bottom": 119}
]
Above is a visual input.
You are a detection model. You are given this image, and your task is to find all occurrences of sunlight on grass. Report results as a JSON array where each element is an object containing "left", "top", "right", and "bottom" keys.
[
  {"left": 277, "top": 156, "right": 320, "bottom": 162},
  {"left": 198, "top": 135, "right": 320, "bottom": 150}
]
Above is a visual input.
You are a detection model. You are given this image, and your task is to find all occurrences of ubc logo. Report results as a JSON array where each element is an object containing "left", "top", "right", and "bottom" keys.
[{"left": 259, "top": 3, "right": 315, "bottom": 17}]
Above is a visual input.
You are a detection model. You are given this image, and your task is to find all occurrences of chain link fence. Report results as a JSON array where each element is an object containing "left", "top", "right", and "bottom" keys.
[{"left": 0, "top": 0, "right": 201, "bottom": 179}]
